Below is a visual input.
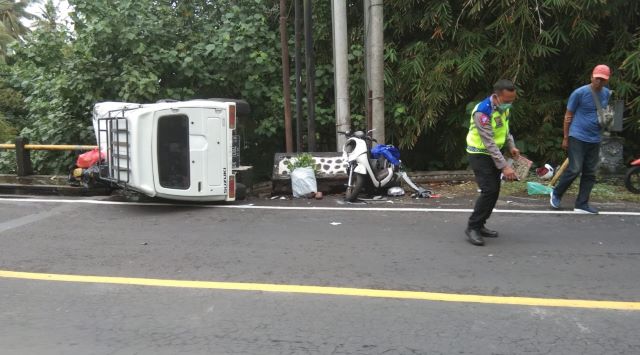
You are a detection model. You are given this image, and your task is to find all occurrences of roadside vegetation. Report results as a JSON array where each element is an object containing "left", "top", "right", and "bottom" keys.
[
  {"left": 435, "top": 178, "right": 640, "bottom": 204},
  {"left": 0, "top": 0, "right": 639, "bottom": 179}
]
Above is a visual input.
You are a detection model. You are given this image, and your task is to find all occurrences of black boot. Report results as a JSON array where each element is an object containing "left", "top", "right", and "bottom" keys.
[
  {"left": 465, "top": 228, "right": 485, "bottom": 246},
  {"left": 479, "top": 227, "right": 498, "bottom": 238}
]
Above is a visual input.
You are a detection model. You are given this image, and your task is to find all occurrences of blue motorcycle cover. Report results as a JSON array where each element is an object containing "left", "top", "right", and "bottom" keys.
[{"left": 371, "top": 144, "right": 401, "bottom": 166}]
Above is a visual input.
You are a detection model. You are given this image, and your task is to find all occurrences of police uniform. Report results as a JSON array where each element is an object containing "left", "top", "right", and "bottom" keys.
[{"left": 466, "top": 96, "right": 515, "bottom": 231}]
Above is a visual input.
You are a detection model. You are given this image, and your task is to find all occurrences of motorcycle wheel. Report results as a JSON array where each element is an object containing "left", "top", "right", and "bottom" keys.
[
  {"left": 345, "top": 173, "right": 365, "bottom": 202},
  {"left": 625, "top": 166, "right": 640, "bottom": 194}
]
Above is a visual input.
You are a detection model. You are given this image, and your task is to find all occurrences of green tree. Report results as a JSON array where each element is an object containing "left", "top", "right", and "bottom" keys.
[
  {"left": 4, "top": 0, "right": 640, "bottom": 175},
  {"left": 0, "top": 0, "right": 35, "bottom": 60},
  {"left": 5, "top": 0, "right": 291, "bottom": 173},
  {"left": 0, "top": 0, "right": 34, "bottom": 149},
  {"left": 33, "top": 0, "right": 60, "bottom": 31},
  {"left": 384, "top": 0, "right": 640, "bottom": 169}
]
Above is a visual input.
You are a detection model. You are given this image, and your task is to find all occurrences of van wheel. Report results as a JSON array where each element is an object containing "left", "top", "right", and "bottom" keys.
[
  {"left": 345, "top": 173, "right": 365, "bottom": 202},
  {"left": 236, "top": 183, "right": 247, "bottom": 200}
]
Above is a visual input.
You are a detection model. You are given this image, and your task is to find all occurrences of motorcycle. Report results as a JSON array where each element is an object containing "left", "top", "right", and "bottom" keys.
[
  {"left": 625, "top": 157, "right": 640, "bottom": 194},
  {"left": 340, "top": 130, "right": 401, "bottom": 202}
]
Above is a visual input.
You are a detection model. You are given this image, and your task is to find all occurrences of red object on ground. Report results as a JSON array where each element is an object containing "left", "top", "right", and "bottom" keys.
[{"left": 76, "top": 148, "right": 105, "bottom": 168}]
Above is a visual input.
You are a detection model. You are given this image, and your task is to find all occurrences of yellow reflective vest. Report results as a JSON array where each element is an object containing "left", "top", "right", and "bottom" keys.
[{"left": 466, "top": 99, "right": 510, "bottom": 155}]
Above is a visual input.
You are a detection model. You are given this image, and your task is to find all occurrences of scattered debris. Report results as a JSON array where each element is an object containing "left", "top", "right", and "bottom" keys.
[
  {"left": 527, "top": 182, "right": 553, "bottom": 195},
  {"left": 536, "top": 163, "right": 555, "bottom": 180},
  {"left": 398, "top": 171, "right": 436, "bottom": 198},
  {"left": 337, "top": 199, "right": 366, "bottom": 205},
  {"left": 411, "top": 191, "right": 440, "bottom": 198}
]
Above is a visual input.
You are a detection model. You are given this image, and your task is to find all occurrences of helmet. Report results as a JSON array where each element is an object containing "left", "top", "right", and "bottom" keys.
[
  {"left": 387, "top": 186, "right": 405, "bottom": 196},
  {"left": 536, "top": 164, "right": 555, "bottom": 180}
]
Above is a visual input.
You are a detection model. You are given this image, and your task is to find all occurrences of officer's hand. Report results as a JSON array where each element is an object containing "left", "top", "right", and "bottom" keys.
[
  {"left": 502, "top": 166, "right": 517, "bottom": 181},
  {"left": 510, "top": 147, "right": 520, "bottom": 159},
  {"left": 562, "top": 137, "right": 569, "bottom": 151}
]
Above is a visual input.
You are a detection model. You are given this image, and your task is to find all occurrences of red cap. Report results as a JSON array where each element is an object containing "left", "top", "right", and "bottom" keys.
[{"left": 592, "top": 64, "right": 611, "bottom": 80}]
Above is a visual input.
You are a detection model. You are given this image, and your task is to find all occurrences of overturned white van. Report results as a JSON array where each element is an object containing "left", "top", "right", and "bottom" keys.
[{"left": 93, "top": 99, "right": 248, "bottom": 201}]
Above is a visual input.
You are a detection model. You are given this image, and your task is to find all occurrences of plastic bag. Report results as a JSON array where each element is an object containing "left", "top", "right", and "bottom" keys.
[
  {"left": 291, "top": 167, "right": 317, "bottom": 198},
  {"left": 76, "top": 148, "right": 105, "bottom": 168},
  {"left": 527, "top": 181, "right": 553, "bottom": 195}
]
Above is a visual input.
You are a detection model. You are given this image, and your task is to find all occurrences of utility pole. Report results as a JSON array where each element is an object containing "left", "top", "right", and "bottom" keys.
[
  {"left": 303, "top": 0, "right": 316, "bottom": 152},
  {"left": 294, "top": 0, "right": 303, "bottom": 152},
  {"left": 369, "top": 0, "right": 384, "bottom": 144},
  {"left": 331, "top": 0, "right": 351, "bottom": 150},
  {"left": 279, "top": 0, "right": 293, "bottom": 153},
  {"left": 363, "top": 0, "right": 371, "bottom": 133}
]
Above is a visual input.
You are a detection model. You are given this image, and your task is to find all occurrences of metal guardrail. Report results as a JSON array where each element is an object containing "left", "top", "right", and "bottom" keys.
[
  {"left": 0, "top": 137, "right": 97, "bottom": 176},
  {"left": 0, "top": 144, "right": 97, "bottom": 151}
]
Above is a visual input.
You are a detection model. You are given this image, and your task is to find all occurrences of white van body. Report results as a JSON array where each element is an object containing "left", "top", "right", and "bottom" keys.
[{"left": 92, "top": 100, "right": 237, "bottom": 201}]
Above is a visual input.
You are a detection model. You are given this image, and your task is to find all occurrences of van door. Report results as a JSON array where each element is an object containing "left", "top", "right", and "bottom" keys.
[
  {"left": 206, "top": 108, "right": 227, "bottom": 196},
  {"left": 153, "top": 108, "right": 206, "bottom": 197},
  {"left": 155, "top": 112, "right": 191, "bottom": 191},
  {"left": 153, "top": 107, "right": 228, "bottom": 198}
]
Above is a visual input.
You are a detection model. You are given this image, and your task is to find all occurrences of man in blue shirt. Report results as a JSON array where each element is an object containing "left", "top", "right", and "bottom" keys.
[{"left": 550, "top": 65, "right": 611, "bottom": 214}]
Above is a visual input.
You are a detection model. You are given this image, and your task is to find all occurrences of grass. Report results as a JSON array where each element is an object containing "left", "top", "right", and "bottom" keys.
[
  {"left": 500, "top": 178, "right": 640, "bottom": 203},
  {"left": 435, "top": 177, "right": 640, "bottom": 204}
]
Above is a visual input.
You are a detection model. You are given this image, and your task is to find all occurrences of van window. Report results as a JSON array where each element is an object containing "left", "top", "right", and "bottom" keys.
[{"left": 157, "top": 114, "right": 190, "bottom": 189}]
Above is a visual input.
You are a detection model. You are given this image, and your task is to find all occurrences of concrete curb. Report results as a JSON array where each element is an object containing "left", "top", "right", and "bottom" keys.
[{"left": 0, "top": 175, "right": 110, "bottom": 196}]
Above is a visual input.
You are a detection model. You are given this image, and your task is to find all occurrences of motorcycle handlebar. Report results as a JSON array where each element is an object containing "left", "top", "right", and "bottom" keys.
[{"left": 338, "top": 130, "right": 378, "bottom": 143}]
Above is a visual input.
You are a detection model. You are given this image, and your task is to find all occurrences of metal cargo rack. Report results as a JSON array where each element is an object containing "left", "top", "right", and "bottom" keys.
[{"left": 96, "top": 107, "right": 138, "bottom": 188}]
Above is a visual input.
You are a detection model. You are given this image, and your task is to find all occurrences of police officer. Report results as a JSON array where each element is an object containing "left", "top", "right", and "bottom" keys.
[{"left": 465, "top": 79, "right": 520, "bottom": 246}]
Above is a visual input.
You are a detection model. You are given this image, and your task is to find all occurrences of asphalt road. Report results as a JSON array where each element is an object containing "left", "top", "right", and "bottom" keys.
[{"left": 1, "top": 195, "right": 639, "bottom": 354}]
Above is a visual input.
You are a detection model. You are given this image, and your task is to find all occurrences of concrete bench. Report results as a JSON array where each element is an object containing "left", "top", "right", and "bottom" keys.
[
  {"left": 271, "top": 153, "right": 475, "bottom": 194},
  {"left": 272, "top": 152, "right": 348, "bottom": 194}
]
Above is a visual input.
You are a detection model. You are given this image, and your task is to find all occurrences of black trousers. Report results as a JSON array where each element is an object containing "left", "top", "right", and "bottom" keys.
[{"left": 467, "top": 154, "right": 502, "bottom": 230}]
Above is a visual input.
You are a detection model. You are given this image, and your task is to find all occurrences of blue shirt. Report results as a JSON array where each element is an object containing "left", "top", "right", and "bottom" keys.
[{"left": 567, "top": 84, "right": 610, "bottom": 143}]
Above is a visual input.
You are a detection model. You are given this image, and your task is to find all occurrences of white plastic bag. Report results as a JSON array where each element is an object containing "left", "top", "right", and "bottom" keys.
[{"left": 291, "top": 167, "right": 317, "bottom": 198}]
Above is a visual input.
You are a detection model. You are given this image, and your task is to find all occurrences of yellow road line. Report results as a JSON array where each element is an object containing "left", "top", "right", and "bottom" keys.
[{"left": 1, "top": 269, "right": 639, "bottom": 311}]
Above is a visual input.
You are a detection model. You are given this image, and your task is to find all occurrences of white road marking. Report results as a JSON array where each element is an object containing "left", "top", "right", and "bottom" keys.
[{"left": 0, "top": 197, "right": 639, "bottom": 216}]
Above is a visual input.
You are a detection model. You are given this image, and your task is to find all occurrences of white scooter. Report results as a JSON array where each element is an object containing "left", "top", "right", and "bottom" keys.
[{"left": 340, "top": 130, "right": 398, "bottom": 202}]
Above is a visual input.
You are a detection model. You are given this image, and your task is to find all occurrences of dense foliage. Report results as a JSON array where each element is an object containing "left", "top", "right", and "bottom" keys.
[
  {"left": 385, "top": 0, "right": 640, "bottom": 170},
  {"left": 0, "top": 0, "right": 32, "bottom": 144},
  {"left": 1, "top": 0, "right": 639, "bottom": 175}
]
